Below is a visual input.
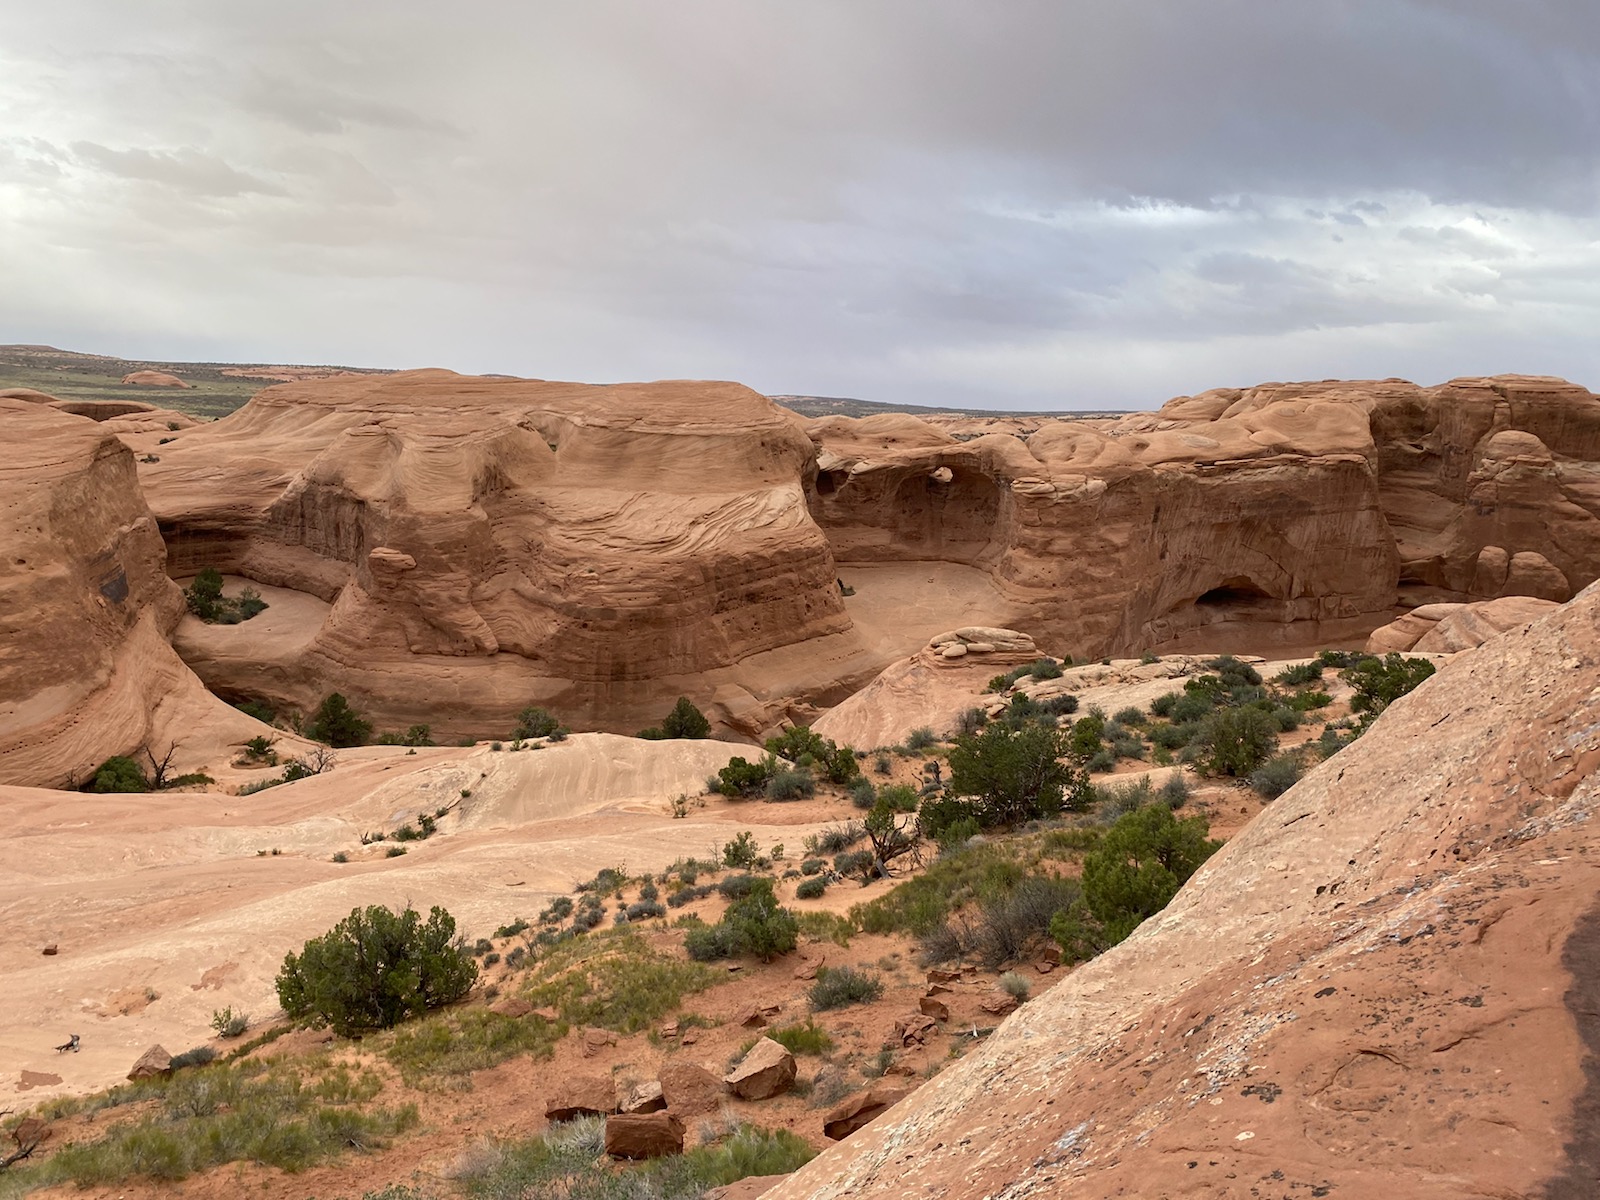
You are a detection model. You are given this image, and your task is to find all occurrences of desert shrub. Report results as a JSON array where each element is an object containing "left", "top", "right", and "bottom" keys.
[
  {"left": 233, "top": 698, "right": 277, "bottom": 725},
  {"left": 1275, "top": 661, "right": 1324, "bottom": 686},
  {"left": 848, "top": 777, "right": 877, "bottom": 809},
  {"left": 941, "top": 874, "right": 1080, "bottom": 969},
  {"left": 539, "top": 896, "right": 574, "bottom": 924},
  {"left": 494, "top": 918, "right": 530, "bottom": 938},
  {"left": 795, "top": 876, "right": 827, "bottom": 900},
  {"left": 1206, "top": 655, "right": 1263, "bottom": 687},
  {"left": 800, "top": 857, "right": 825, "bottom": 876},
  {"left": 524, "top": 931, "right": 714, "bottom": 1033},
  {"left": 1251, "top": 752, "right": 1304, "bottom": 799},
  {"left": 903, "top": 726, "right": 937, "bottom": 752},
  {"left": 947, "top": 721, "right": 1085, "bottom": 828},
  {"left": 765, "top": 766, "right": 816, "bottom": 801},
  {"left": 1287, "top": 688, "right": 1333, "bottom": 711},
  {"left": 385, "top": 1006, "right": 559, "bottom": 1088},
  {"left": 1270, "top": 705, "right": 1300, "bottom": 732},
  {"left": 1170, "top": 690, "right": 1214, "bottom": 723},
  {"left": 1094, "top": 775, "right": 1155, "bottom": 821},
  {"left": 1158, "top": 773, "right": 1191, "bottom": 808},
  {"left": 722, "top": 832, "right": 760, "bottom": 870},
  {"left": 1149, "top": 722, "right": 1190, "bottom": 750},
  {"left": 684, "top": 878, "right": 798, "bottom": 962},
  {"left": 183, "top": 567, "right": 224, "bottom": 621},
  {"left": 1038, "top": 693, "right": 1080, "bottom": 717},
  {"left": 168, "top": 1046, "right": 217, "bottom": 1070},
  {"left": 1149, "top": 692, "right": 1179, "bottom": 718},
  {"left": 955, "top": 706, "right": 987, "bottom": 736},
  {"left": 832, "top": 849, "right": 875, "bottom": 878},
  {"left": 210, "top": 1007, "right": 249, "bottom": 1039},
  {"left": 1111, "top": 736, "right": 1145, "bottom": 760},
  {"left": 877, "top": 783, "right": 919, "bottom": 812},
  {"left": 1066, "top": 712, "right": 1105, "bottom": 761},
  {"left": 1192, "top": 706, "right": 1277, "bottom": 777},
  {"left": 625, "top": 900, "right": 666, "bottom": 921},
  {"left": 716, "top": 754, "right": 776, "bottom": 798},
  {"left": 999, "top": 971, "right": 1032, "bottom": 1001},
  {"left": 1051, "top": 804, "right": 1220, "bottom": 962},
  {"left": 513, "top": 706, "right": 562, "bottom": 739},
  {"left": 88, "top": 755, "right": 149, "bottom": 793},
  {"left": 1086, "top": 748, "right": 1116, "bottom": 773},
  {"left": 1316, "top": 648, "right": 1366, "bottom": 669},
  {"left": 305, "top": 693, "right": 371, "bottom": 748},
  {"left": 1344, "top": 653, "right": 1437, "bottom": 722},
  {"left": 1029, "top": 658, "right": 1064, "bottom": 680},
  {"left": 275, "top": 904, "right": 476, "bottom": 1035},
  {"left": 808, "top": 965, "right": 883, "bottom": 1010},
  {"left": 1113, "top": 706, "right": 1146, "bottom": 726},
  {"left": 810, "top": 822, "right": 865, "bottom": 854},
  {"left": 852, "top": 840, "right": 1029, "bottom": 937},
  {"left": 577, "top": 867, "right": 628, "bottom": 893},
  {"left": 768, "top": 1020, "right": 834, "bottom": 1056},
  {"left": 667, "top": 884, "right": 713, "bottom": 908}
]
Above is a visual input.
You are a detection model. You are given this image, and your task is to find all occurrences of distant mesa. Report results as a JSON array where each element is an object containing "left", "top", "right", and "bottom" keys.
[{"left": 120, "top": 370, "right": 191, "bottom": 388}]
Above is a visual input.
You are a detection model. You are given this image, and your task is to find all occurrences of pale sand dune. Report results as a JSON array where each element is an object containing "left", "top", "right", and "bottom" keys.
[{"left": 0, "top": 734, "right": 831, "bottom": 1101}]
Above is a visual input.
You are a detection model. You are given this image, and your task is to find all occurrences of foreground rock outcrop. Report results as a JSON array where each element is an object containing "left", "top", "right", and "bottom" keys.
[
  {"left": 1365, "top": 595, "right": 1559, "bottom": 654},
  {"left": 809, "top": 375, "right": 1600, "bottom": 656},
  {"left": 137, "top": 371, "right": 867, "bottom": 737},
  {"left": 769, "top": 585, "right": 1600, "bottom": 1198}
]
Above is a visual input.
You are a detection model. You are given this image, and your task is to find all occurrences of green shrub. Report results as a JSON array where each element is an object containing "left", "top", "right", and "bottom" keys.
[
  {"left": 765, "top": 766, "right": 816, "bottom": 801},
  {"left": 275, "top": 904, "right": 477, "bottom": 1035},
  {"left": 1149, "top": 692, "right": 1179, "bottom": 718},
  {"left": 795, "top": 876, "right": 827, "bottom": 900},
  {"left": 523, "top": 931, "right": 714, "bottom": 1033},
  {"left": 1192, "top": 706, "right": 1277, "bottom": 777},
  {"left": 1286, "top": 688, "right": 1333, "bottom": 711},
  {"left": 998, "top": 971, "right": 1032, "bottom": 1000},
  {"left": 768, "top": 1019, "right": 834, "bottom": 1056},
  {"left": 683, "top": 878, "right": 798, "bottom": 962},
  {"left": 513, "top": 706, "right": 561, "bottom": 739},
  {"left": 906, "top": 726, "right": 938, "bottom": 750},
  {"left": 1051, "top": 804, "right": 1219, "bottom": 962},
  {"left": 927, "top": 874, "right": 1079, "bottom": 969},
  {"left": 1250, "top": 752, "right": 1304, "bottom": 799},
  {"left": 717, "top": 754, "right": 776, "bottom": 798},
  {"left": 722, "top": 832, "right": 760, "bottom": 870},
  {"left": 848, "top": 778, "right": 877, "bottom": 809},
  {"left": 808, "top": 965, "right": 883, "bottom": 1010},
  {"left": 1343, "top": 653, "right": 1437, "bottom": 722},
  {"left": 1029, "top": 658, "right": 1063, "bottom": 680},
  {"left": 877, "top": 783, "right": 919, "bottom": 812},
  {"left": 304, "top": 693, "right": 371, "bottom": 748},
  {"left": 1274, "top": 661, "right": 1324, "bottom": 686},
  {"left": 1086, "top": 748, "right": 1116, "bottom": 773},
  {"left": 800, "top": 857, "right": 825, "bottom": 876},
  {"left": 88, "top": 755, "right": 149, "bottom": 793},
  {"left": 1113, "top": 706, "right": 1146, "bottom": 726},
  {"left": 184, "top": 566, "right": 224, "bottom": 621},
  {"left": 210, "top": 1007, "right": 249, "bottom": 1039},
  {"left": 947, "top": 721, "right": 1085, "bottom": 828},
  {"left": 764, "top": 727, "right": 859, "bottom": 784}
]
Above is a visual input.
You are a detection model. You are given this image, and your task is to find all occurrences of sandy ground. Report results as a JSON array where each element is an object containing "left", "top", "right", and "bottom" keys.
[
  {"left": 836, "top": 561, "right": 1023, "bottom": 659},
  {"left": 0, "top": 734, "right": 857, "bottom": 1101}
]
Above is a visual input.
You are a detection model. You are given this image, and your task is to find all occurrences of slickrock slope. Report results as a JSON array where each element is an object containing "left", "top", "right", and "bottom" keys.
[
  {"left": 0, "top": 399, "right": 253, "bottom": 787},
  {"left": 769, "top": 586, "right": 1600, "bottom": 1199},
  {"left": 137, "top": 371, "right": 862, "bottom": 736},
  {"left": 808, "top": 375, "right": 1600, "bottom": 656},
  {"left": 1365, "top": 594, "right": 1560, "bottom": 654}
]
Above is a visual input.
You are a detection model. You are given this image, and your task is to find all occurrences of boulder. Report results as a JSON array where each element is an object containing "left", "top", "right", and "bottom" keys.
[
  {"left": 489, "top": 997, "right": 532, "bottom": 1018},
  {"left": 604, "top": 1111, "right": 685, "bottom": 1160},
  {"left": 724, "top": 1037, "right": 797, "bottom": 1100},
  {"left": 621, "top": 1080, "right": 667, "bottom": 1114},
  {"left": 918, "top": 996, "right": 950, "bottom": 1022},
  {"left": 823, "top": 1086, "right": 910, "bottom": 1140},
  {"left": 895, "top": 1014, "right": 939, "bottom": 1045},
  {"left": 703, "top": 1176, "right": 792, "bottom": 1200},
  {"left": 544, "top": 1075, "right": 619, "bottom": 1122},
  {"left": 980, "top": 991, "right": 1019, "bottom": 1017},
  {"left": 127, "top": 1044, "right": 172, "bottom": 1081},
  {"left": 121, "top": 370, "right": 190, "bottom": 388},
  {"left": 659, "top": 1061, "right": 725, "bottom": 1115}
]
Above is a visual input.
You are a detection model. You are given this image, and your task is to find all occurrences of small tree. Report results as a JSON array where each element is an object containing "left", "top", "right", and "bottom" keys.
[
  {"left": 1343, "top": 653, "right": 1436, "bottom": 724},
  {"left": 275, "top": 903, "right": 477, "bottom": 1035},
  {"left": 947, "top": 721, "right": 1085, "bottom": 828},
  {"left": 305, "top": 693, "right": 371, "bottom": 748},
  {"left": 1051, "top": 804, "right": 1220, "bottom": 961},
  {"left": 513, "top": 706, "right": 561, "bottom": 739},
  {"left": 661, "top": 697, "right": 711, "bottom": 739},
  {"left": 185, "top": 567, "right": 225, "bottom": 621},
  {"left": 1193, "top": 707, "right": 1276, "bottom": 777},
  {"left": 87, "top": 755, "right": 149, "bottom": 793}
]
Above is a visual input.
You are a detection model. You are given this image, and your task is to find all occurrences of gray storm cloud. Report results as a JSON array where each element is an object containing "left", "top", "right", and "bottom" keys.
[{"left": 1, "top": 0, "right": 1598, "bottom": 408}]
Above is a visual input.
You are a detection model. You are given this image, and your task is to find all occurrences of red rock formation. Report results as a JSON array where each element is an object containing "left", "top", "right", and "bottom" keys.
[
  {"left": 120, "top": 370, "right": 190, "bottom": 388},
  {"left": 1365, "top": 595, "right": 1559, "bottom": 654},
  {"left": 137, "top": 371, "right": 856, "bottom": 736},
  {"left": 807, "top": 374, "right": 1600, "bottom": 656},
  {"left": 766, "top": 584, "right": 1600, "bottom": 1199}
]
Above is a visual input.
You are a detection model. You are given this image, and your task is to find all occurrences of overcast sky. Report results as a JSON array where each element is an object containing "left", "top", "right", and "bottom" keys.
[{"left": 3, "top": 2, "right": 1599, "bottom": 409}]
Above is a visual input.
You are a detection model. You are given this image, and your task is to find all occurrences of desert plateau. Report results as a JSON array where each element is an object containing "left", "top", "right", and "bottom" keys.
[
  {"left": 0, "top": 358, "right": 1598, "bottom": 1200},
  {"left": 7, "top": 5, "right": 1600, "bottom": 1197}
]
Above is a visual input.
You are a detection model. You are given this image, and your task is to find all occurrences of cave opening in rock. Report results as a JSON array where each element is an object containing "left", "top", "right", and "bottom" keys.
[
  {"left": 816, "top": 469, "right": 847, "bottom": 496},
  {"left": 1195, "top": 578, "right": 1275, "bottom": 610}
]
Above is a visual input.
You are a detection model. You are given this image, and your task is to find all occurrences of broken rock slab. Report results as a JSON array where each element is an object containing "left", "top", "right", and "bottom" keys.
[{"left": 725, "top": 1037, "right": 797, "bottom": 1100}]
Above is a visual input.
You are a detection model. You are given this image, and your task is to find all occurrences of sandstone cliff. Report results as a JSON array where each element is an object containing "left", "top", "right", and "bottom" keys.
[
  {"left": 136, "top": 371, "right": 860, "bottom": 736},
  {"left": 767, "top": 583, "right": 1600, "bottom": 1199},
  {"left": 0, "top": 399, "right": 249, "bottom": 786},
  {"left": 808, "top": 375, "right": 1600, "bottom": 657}
]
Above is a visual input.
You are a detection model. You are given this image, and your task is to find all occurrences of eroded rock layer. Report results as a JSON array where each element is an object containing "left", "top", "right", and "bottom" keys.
[
  {"left": 0, "top": 399, "right": 189, "bottom": 785},
  {"left": 807, "top": 375, "right": 1600, "bottom": 656},
  {"left": 137, "top": 371, "right": 854, "bottom": 735},
  {"left": 768, "top": 585, "right": 1600, "bottom": 1199}
]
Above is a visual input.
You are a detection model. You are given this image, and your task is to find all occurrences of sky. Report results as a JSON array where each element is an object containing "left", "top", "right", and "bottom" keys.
[{"left": 2, "top": 1, "right": 1599, "bottom": 410}]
